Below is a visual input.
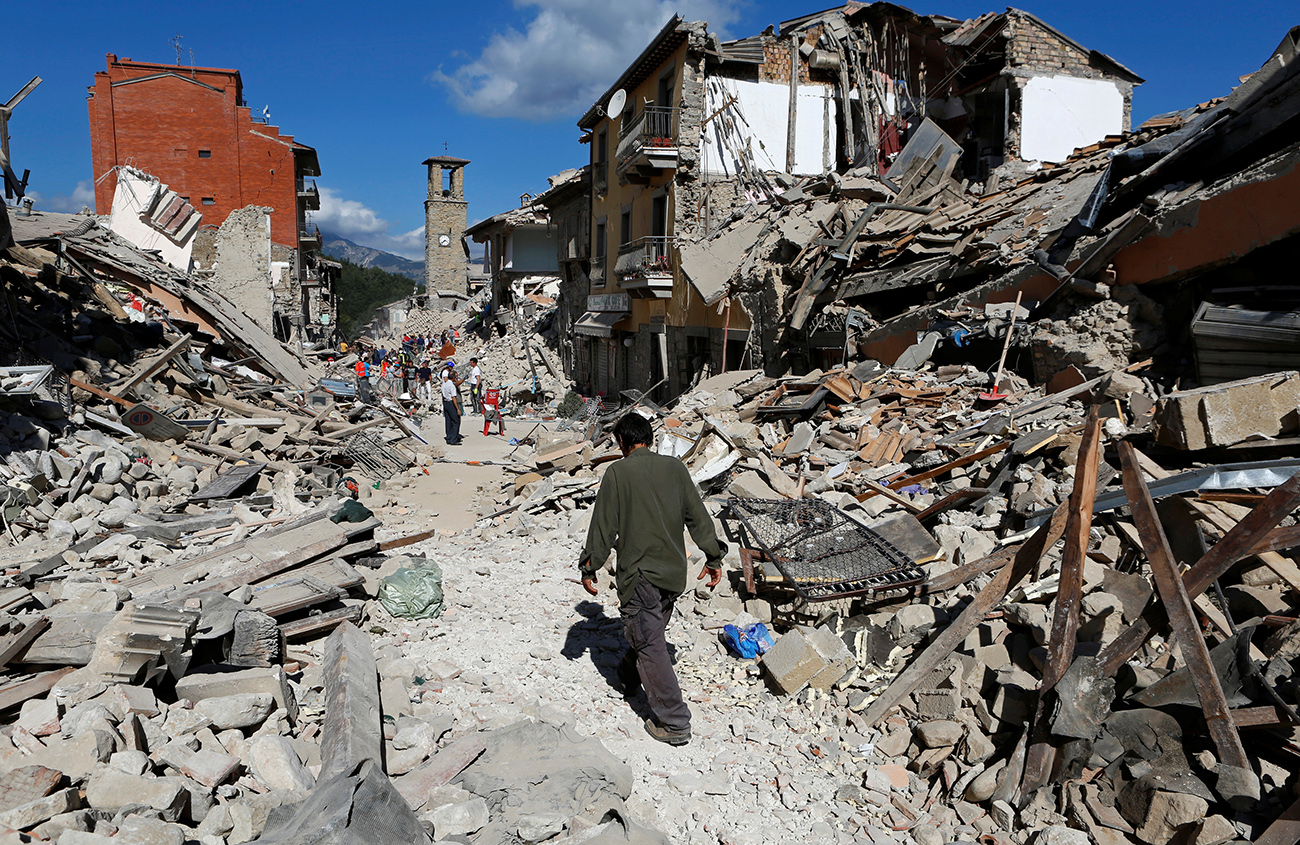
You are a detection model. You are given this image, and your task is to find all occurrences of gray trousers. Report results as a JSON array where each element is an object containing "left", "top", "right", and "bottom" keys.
[{"left": 620, "top": 579, "right": 690, "bottom": 732}]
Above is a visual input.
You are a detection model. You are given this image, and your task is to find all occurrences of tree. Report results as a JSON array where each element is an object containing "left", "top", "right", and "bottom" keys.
[{"left": 328, "top": 256, "right": 424, "bottom": 340}]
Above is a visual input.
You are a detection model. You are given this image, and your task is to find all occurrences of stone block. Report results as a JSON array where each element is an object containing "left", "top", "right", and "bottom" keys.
[
  {"left": 0, "top": 786, "right": 80, "bottom": 830},
  {"left": 84, "top": 767, "right": 187, "bottom": 821},
  {"left": 761, "top": 628, "right": 826, "bottom": 695},
  {"left": 0, "top": 765, "right": 62, "bottom": 809},
  {"left": 22, "top": 730, "right": 114, "bottom": 780},
  {"left": 115, "top": 816, "right": 186, "bottom": 845},
  {"left": 195, "top": 693, "right": 274, "bottom": 730},
  {"left": 248, "top": 736, "right": 314, "bottom": 793},
  {"left": 1154, "top": 371, "right": 1300, "bottom": 450},
  {"left": 1133, "top": 791, "right": 1209, "bottom": 845},
  {"left": 430, "top": 797, "right": 490, "bottom": 839},
  {"left": 803, "top": 625, "right": 854, "bottom": 690},
  {"left": 16, "top": 698, "right": 59, "bottom": 736},
  {"left": 174, "top": 665, "right": 297, "bottom": 725}
]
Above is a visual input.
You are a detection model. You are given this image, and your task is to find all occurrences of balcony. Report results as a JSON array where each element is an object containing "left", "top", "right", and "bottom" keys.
[
  {"left": 299, "top": 227, "right": 321, "bottom": 249},
  {"left": 593, "top": 161, "right": 608, "bottom": 198},
  {"left": 615, "top": 106, "right": 679, "bottom": 186},
  {"left": 615, "top": 236, "right": 675, "bottom": 299},
  {"left": 297, "top": 178, "right": 320, "bottom": 211}
]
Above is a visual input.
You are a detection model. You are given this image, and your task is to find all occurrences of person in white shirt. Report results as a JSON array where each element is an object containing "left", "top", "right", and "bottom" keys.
[
  {"left": 468, "top": 357, "right": 483, "bottom": 414},
  {"left": 441, "top": 363, "right": 462, "bottom": 445}
]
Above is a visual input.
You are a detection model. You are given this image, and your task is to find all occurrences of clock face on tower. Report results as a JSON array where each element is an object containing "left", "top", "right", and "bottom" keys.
[{"left": 438, "top": 234, "right": 451, "bottom": 247}]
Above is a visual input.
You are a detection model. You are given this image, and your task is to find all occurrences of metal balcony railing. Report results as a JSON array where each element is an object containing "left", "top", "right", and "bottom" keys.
[
  {"left": 593, "top": 161, "right": 608, "bottom": 196},
  {"left": 615, "top": 236, "right": 676, "bottom": 280},
  {"left": 618, "top": 105, "right": 678, "bottom": 144}
]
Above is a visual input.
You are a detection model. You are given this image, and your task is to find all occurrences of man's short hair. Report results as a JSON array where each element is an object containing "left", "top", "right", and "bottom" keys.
[
  {"left": 613, "top": 413, "right": 653, "bottom": 451},
  {"left": 470, "top": 357, "right": 478, "bottom": 364}
]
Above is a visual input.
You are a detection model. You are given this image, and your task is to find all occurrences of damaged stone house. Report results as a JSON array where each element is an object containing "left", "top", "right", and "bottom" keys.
[
  {"left": 564, "top": 4, "right": 1141, "bottom": 400},
  {"left": 87, "top": 54, "right": 337, "bottom": 349}
]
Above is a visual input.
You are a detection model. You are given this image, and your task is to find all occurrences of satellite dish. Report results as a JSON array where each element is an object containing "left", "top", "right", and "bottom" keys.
[{"left": 607, "top": 89, "right": 627, "bottom": 118}]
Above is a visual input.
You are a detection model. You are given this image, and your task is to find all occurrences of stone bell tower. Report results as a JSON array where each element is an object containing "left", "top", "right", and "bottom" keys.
[{"left": 422, "top": 156, "right": 470, "bottom": 295}]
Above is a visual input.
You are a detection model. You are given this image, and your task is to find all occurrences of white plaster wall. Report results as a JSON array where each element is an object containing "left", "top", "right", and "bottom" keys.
[
  {"left": 107, "top": 169, "right": 198, "bottom": 271},
  {"left": 1020, "top": 75, "right": 1124, "bottom": 163},
  {"left": 703, "top": 78, "right": 836, "bottom": 177}
]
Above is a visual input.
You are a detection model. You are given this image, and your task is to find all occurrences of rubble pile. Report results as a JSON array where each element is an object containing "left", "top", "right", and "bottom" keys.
[
  {"left": 0, "top": 205, "right": 691, "bottom": 844},
  {"left": 471, "top": 355, "right": 1300, "bottom": 844}
]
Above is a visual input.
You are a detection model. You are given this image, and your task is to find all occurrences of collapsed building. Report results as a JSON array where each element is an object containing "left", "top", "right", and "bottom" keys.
[
  {"left": 87, "top": 54, "right": 337, "bottom": 349},
  {"left": 562, "top": 4, "right": 1143, "bottom": 401}
]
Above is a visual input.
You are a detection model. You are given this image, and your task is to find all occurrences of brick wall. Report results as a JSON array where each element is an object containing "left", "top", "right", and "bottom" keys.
[
  {"left": 87, "top": 55, "right": 303, "bottom": 250},
  {"left": 1005, "top": 15, "right": 1103, "bottom": 78}
]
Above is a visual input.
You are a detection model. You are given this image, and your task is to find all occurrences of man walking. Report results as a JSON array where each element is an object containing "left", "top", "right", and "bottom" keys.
[
  {"left": 579, "top": 413, "right": 726, "bottom": 746},
  {"left": 441, "top": 362, "right": 463, "bottom": 445}
]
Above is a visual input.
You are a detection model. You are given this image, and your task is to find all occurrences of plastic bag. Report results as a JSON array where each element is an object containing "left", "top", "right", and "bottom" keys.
[
  {"left": 722, "top": 622, "right": 775, "bottom": 659},
  {"left": 378, "top": 564, "right": 444, "bottom": 619}
]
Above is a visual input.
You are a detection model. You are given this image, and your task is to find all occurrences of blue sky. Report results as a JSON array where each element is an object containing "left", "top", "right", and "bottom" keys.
[{"left": 5, "top": 1, "right": 1296, "bottom": 260}]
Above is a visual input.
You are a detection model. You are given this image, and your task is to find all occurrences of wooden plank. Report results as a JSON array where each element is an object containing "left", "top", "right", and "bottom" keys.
[
  {"left": 392, "top": 734, "right": 489, "bottom": 811},
  {"left": 860, "top": 501, "right": 1070, "bottom": 727},
  {"left": 378, "top": 530, "right": 436, "bottom": 552},
  {"left": 0, "top": 616, "right": 47, "bottom": 668},
  {"left": 1254, "top": 792, "right": 1300, "bottom": 845},
  {"left": 169, "top": 533, "right": 348, "bottom": 602},
  {"left": 280, "top": 606, "right": 364, "bottom": 641},
  {"left": 0, "top": 668, "right": 75, "bottom": 711},
  {"left": 68, "top": 377, "right": 132, "bottom": 409},
  {"left": 857, "top": 442, "right": 1009, "bottom": 501},
  {"left": 1022, "top": 407, "right": 1102, "bottom": 798},
  {"left": 915, "top": 487, "right": 990, "bottom": 523},
  {"left": 114, "top": 333, "right": 192, "bottom": 395},
  {"left": 1097, "top": 455, "right": 1300, "bottom": 676},
  {"left": 1231, "top": 706, "right": 1290, "bottom": 729},
  {"left": 189, "top": 463, "right": 266, "bottom": 502},
  {"left": 857, "top": 478, "right": 922, "bottom": 514},
  {"left": 319, "top": 622, "right": 382, "bottom": 779},
  {"left": 1116, "top": 442, "right": 1249, "bottom": 770}
]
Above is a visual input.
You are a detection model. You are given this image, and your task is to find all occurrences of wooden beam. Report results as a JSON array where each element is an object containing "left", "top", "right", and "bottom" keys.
[
  {"left": 1097, "top": 455, "right": 1300, "bottom": 676},
  {"left": 319, "top": 622, "right": 382, "bottom": 779},
  {"left": 1022, "top": 407, "right": 1102, "bottom": 798},
  {"left": 68, "top": 377, "right": 132, "bottom": 409},
  {"left": 114, "top": 333, "right": 192, "bottom": 396},
  {"left": 378, "top": 529, "right": 436, "bottom": 552},
  {"left": 169, "top": 533, "right": 348, "bottom": 602},
  {"left": 1117, "top": 441, "right": 1249, "bottom": 770},
  {"left": 857, "top": 442, "right": 1009, "bottom": 501}
]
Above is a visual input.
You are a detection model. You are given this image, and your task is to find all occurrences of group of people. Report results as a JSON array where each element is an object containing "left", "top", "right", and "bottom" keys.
[{"left": 437, "top": 356, "right": 484, "bottom": 446}]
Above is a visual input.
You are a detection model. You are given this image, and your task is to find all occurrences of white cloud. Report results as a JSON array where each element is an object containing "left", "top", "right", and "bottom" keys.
[
  {"left": 314, "top": 187, "right": 425, "bottom": 260},
  {"left": 432, "top": 0, "right": 744, "bottom": 122},
  {"left": 27, "top": 180, "right": 96, "bottom": 214}
]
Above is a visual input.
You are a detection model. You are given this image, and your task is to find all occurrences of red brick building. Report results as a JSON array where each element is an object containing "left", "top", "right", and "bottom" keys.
[{"left": 87, "top": 54, "right": 336, "bottom": 344}]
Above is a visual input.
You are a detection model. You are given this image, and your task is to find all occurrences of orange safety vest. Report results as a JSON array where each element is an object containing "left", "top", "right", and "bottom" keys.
[{"left": 354, "top": 360, "right": 366, "bottom": 378}]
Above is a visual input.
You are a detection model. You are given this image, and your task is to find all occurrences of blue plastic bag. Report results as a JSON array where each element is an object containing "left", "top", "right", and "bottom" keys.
[{"left": 722, "top": 622, "right": 776, "bottom": 659}]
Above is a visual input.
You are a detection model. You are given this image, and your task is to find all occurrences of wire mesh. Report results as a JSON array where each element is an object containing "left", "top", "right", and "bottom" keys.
[
  {"left": 728, "top": 497, "right": 924, "bottom": 601},
  {"left": 343, "top": 430, "right": 415, "bottom": 480}
]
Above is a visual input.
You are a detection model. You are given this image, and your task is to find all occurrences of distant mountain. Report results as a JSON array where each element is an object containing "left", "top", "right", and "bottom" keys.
[{"left": 320, "top": 232, "right": 424, "bottom": 283}]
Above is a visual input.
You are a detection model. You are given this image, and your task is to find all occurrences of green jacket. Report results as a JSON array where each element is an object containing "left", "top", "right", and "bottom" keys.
[{"left": 581, "top": 446, "right": 724, "bottom": 605}]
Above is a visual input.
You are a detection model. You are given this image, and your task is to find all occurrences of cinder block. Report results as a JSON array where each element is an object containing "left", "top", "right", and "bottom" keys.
[
  {"left": 803, "top": 625, "right": 855, "bottom": 691},
  {"left": 1153, "top": 371, "right": 1300, "bottom": 450},
  {"left": 761, "top": 628, "right": 826, "bottom": 695}
]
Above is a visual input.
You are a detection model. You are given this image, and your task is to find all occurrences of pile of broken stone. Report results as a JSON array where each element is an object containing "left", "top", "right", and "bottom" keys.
[{"left": 480, "top": 359, "right": 1300, "bottom": 845}]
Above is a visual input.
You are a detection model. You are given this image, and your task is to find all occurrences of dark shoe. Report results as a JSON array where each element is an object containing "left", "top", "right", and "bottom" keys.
[{"left": 643, "top": 718, "right": 690, "bottom": 746}]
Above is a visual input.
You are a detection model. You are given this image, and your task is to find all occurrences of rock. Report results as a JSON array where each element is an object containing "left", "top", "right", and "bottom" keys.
[
  {"left": 888, "top": 604, "right": 948, "bottom": 648},
  {"left": 84, "top": 768, "right": 187, "bottom": 820},
  {"left": 1212, "top": 764, "right": 1260, "bottom": 812},
  {"left": 1134, "top": 791, "right": 1209, "bottom": 845},
  {"left": 761, "top": 628, "right": 827, "bottom": 695},
  {"left": 1034, "top": 826, "right": 1090, "bottom": 845},
  {"left": 1193, "top": 816, "right": 1237, "bottom": 845},
  {"left": 915, "top": 720, "right": 963, "bottom": 748},
  {"left": 728, "top": 471, "right": 780, "bottom": 500},
  {"left": 17, "top": 698, "right": 59, "bottom": 736},
  {"left": 114, "top": 816, "right": 186, "bottom": 845},
  {"left": 249, "top": 735, "right": 315, "bottom": 793},
  {"left": 430, "top": 797, "right": 490, "bottom": 838},
  {"left": 175, "top": 665, "right": 297, "bottom": 725},
  {"left": 965, "top": 761, "right": 1005, "bottom": 803},
  {"left": 990, "top": 799, "right": 1016, "bottom": 830},
  {"left": 1154, "top": 371, "right": 1300, "bottom": 450},
  {"left": 517, "top": 813, "right": 568, "bottom": 842},
  {"left": 195, "top": 692, "right": 275, "bottom": 730},
  {"left": 0, "top": 787, "right": 81, "bottom": 831}
]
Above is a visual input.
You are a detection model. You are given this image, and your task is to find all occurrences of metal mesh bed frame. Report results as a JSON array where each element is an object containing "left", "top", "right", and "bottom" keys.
[
  {"left": 728, "top": 498, "right": 925, "bottom": 601},
  {"left": 343, "top": 430, "right": 415, "bottom": 480}
]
